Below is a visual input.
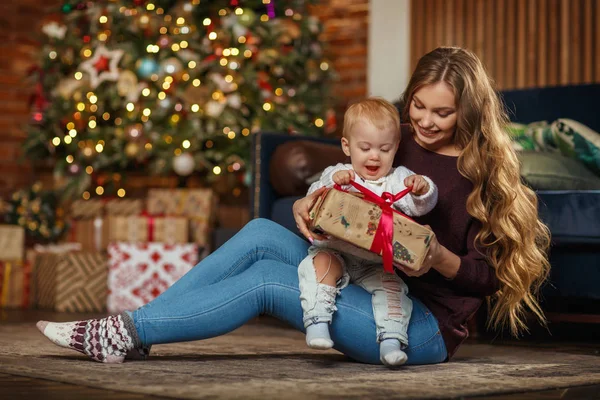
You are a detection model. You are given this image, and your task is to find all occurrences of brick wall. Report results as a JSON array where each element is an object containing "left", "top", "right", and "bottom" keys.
[
  {"left": 0, "top": 0, "right": 369, "bottom": 198},
  {"left": 0, "top": 1, "right": 62, "bottom": 198},
  {"left": 311, "top": 0, "right": 369, "bottom": 128}
]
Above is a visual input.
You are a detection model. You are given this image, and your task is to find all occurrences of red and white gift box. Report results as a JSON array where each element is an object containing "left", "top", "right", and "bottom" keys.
[{"left": 106, "top": 242, "right": 199, "bottom": 313}]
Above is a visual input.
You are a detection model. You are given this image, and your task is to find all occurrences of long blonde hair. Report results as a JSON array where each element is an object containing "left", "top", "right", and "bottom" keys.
[{"left": 401, "top": 47, "right": 551, "bottom": 336}]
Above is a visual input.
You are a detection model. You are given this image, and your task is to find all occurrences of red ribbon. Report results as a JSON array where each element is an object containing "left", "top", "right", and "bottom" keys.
[
  {"left": 333, "top": 181, "right": 412, "bottom": 273},
  {"left": 140, "top": 211, "right": 155, "bottom": 242}
]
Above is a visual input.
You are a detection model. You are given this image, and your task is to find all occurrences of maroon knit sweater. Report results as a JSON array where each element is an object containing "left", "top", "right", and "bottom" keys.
[{"left": 393, "top": 129, "right": 500, "bottom": 359}]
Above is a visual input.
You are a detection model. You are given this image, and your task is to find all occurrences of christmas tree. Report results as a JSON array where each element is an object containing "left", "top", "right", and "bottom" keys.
[{"left": 26, "top": 0, "right": 337, "bottom": 200}]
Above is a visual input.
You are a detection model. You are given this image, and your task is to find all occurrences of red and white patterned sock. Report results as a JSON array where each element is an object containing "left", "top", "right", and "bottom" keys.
[{"left": 36, "top": 313, "right": 140, "bottom": 363}]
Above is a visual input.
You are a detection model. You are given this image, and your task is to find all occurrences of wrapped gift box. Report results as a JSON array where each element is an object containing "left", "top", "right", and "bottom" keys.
[
  {"left": 0, "top": 261, "right": 31, "bottom": 309},
  {"left": 107, "top": 215, "right": 188, "bottom": 244},
  {"left": 147, "top": 189, "right": 216, "bottom": 247},
  {"left": 30, "top": 244, "right": 107, "bottom": 312},
  {"left": 67, "top": 199, "right": 143, "bottom": 252},
  {"left": 309, "top": 186, "right": 435, "bottom": 272},
  {"left": 67, "top": 218, "right": 108, "bottom": 252},
  {"left": 107, "top": 242, "right": 198, "bottom": 313},
  {"left": 70, "top": 199, "right": 104, "bottom": 219},
  {"left": 0, "top": 225, "right": 25, "bottom": 261},
  {"left": 105, "top": 199, "right": 143, "bottom": 216}
]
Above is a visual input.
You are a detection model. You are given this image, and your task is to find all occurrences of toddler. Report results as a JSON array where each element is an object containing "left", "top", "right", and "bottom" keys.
[{"left": 298, "top": 97, "right": 438, "bottom": 367}]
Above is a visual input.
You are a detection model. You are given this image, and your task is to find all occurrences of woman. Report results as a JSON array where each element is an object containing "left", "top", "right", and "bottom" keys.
[{"left": 37, "top": 47, "right": 550, "bottom": 365}]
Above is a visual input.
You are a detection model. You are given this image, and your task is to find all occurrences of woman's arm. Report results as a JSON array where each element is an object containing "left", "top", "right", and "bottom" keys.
[{"left": 396, "top": 220, "right": 500, "bottom": 297}]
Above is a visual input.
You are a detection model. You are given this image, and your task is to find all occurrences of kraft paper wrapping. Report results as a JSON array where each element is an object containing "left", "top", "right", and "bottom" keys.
[
  {"left": 105, "top": 199, "right": 143, "bottom": 216},
  {"left": 68, "top": 218, "right": 108, "bottom": 252},
  {"left": 70, "top": 199, "right": 105, "bottom": 219},
  {"left": 107, "top": 216, "right": 189, "bottom": 244},
  {"left": 309, "top": 188, "right": 435, "bottom": 271},
  {"left": 31, "top": 249, "right": 107, "bottom": 312},
  {"left": 147, "top": 189, "right": 216, "bottom": 247},
  {"left": 27, "top": 243, "right": 82, "bottom": 310},
  {"left": 0, "top": 225, "right": 25, "bottom": 262}
]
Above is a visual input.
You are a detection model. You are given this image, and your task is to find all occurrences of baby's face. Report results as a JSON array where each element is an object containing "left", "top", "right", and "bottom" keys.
[{"left": 341, "top": 120, "right": 399, "bottom": 181}]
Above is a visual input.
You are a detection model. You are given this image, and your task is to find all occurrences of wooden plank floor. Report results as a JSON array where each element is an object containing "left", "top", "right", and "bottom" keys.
[{"left": 0, "top": 373, "right": 171, "bottom": 400}]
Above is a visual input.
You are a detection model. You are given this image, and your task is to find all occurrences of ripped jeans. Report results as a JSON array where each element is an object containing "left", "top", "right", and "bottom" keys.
[{"left": 298, "top": 246, "right": 413, "bottom": 346}]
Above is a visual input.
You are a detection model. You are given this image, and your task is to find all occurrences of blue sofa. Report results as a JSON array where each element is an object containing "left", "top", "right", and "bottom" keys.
[{"left": 250, "top": 84, "right": 600, "bottom": 316}]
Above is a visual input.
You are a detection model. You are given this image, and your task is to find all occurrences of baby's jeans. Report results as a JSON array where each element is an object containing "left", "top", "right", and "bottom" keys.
[{"left": 298, "top": 246, "right": 412, "bottom": 346}]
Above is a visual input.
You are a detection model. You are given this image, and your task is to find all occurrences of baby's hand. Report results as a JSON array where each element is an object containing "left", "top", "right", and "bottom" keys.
[
  {"left": 333, "top": 170, "right": 355, "bottom": 186},
  {"left": 404, "top": 175, "right": 429, "bottom": 196}
]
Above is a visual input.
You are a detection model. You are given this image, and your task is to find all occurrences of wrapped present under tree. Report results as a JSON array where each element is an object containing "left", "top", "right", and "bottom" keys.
[
  {"left": 0, "top": 225, "right": 25, "bottom": 262},
  {"left": 147, "top": 189, "right": 217, "bottom": 248},
  {"left": 107, "top": 242, "right": 198, "bottom": 313},
  {"left": 30, "top": 244, "right": 107, "bottom": 312},
  {"left": 0, "top": 261, "right": 31, "bottom": 309},
  {"left": 107, "top": 215, "right": 188, "bottom": 244},
  {"left": 67, "top": 198, "right": 143, "bottom": 252}
]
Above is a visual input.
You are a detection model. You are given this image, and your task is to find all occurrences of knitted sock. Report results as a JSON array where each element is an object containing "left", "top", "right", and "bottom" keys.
[
  {"left": 36, "top": 313, "right": 140, "bottom": 363},
  {"left": 379, "top": 338, "right": 408, "bottom": 367},
  {"left": 305, "top": 322, "right": 334, "bottom": 349}
]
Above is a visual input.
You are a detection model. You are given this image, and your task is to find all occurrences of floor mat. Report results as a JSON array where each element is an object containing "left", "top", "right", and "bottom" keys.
[{"left": 1, "top": 322, "right": 599, "bottom": 399}]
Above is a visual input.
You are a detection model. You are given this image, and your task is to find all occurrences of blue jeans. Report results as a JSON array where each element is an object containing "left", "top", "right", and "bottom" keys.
[{"left": 131, "top": 218, "right": 447, "bottom": 365}]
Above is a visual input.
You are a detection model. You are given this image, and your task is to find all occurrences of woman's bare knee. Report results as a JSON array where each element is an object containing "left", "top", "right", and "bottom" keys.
[{"left": 312, "top": 252, "right": 343, "bottom": 286}]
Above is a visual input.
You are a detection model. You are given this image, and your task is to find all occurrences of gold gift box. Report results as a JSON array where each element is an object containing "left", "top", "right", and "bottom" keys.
[
  {"left": 147, "top": 189, "right": 216, "bottom": 247},
  {"left": 309, "top": 188, "right": 435, "bottom": 271},
  {"left": 0, "top": 225, "right": 25, "bottom": 262},
  {"left": 107, "top": 215, "right": 189, "bottom": 244}
]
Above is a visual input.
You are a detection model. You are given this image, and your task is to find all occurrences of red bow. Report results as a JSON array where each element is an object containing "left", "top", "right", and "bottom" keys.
[{"left": 333, "top": 181, "right": 412, "bottom": 273}]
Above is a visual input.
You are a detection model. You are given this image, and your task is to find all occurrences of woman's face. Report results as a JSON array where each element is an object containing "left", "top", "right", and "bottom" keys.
[{"left": 408, "top": 81, "right": 458, "bottom": 154}]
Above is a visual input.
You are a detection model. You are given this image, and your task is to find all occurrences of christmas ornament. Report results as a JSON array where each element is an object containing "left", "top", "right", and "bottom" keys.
[
  {"left": 238, "top": 8, "right": 256, "bottom": 27},
  {"left": 227, "top": 93, "right": 242, "bottom": 109},
  {"left": 172, "top": 153, "right": 195, "bottom": 176},
  {"left": 205, "top": 100, "right": 226, "bottom": 118},
  {"left": 42, "top": 22, "right": 67, "bottom": 39},
  {"left": 157, "top": 35, "right": 171, "bottom": 49},
  {"left": 136, "top": 57, "right": 160, "bottom": 79},
  {"left": 125, "top": 124, "right": 143, "bottom": 140},
  {"left": 325, "top": 108, "right": 337, "bottom": 134},
  {"left": 53, "top": 78, "right": 84, "bottom": 99},
  {"left": 117, "top": 70, "right": 145, "bottom": 102},
  {"left": 125, "top": 123, "right": 144, "bottom": 139},
  {"left": 80, "top": 45, "right": 124, "bottom": 89},
  {"left": 160, "top": 57, "right": 184, "bottom": 77},
  {"left": 158, "top": 96, "right": 174, "bottom": 110},
  {"left": 68, "top": 163, "right": 81, "bottom": 175}
]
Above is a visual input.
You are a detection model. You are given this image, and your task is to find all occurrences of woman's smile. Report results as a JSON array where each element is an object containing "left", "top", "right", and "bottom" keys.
[{"left": 417, "top": 126, "right": 440, "bottom": 137}]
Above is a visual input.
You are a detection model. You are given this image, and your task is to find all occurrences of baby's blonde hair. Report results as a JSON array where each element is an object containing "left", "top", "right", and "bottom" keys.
[{"left": 343, "top": 97, "right": 401, "bottom": 139}]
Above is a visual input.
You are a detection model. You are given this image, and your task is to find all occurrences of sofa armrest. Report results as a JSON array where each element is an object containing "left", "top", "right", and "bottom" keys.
[{"left": 250, "top": 132, "right": 340, "bottom": 221}]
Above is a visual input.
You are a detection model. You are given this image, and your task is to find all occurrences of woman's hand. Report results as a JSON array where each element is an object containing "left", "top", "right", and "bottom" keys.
[
  {"left": 395, "top": 225, "right": 443, "bottom": 277},
  {"left": 292, "top": 187, "right": 328, "bottom": 242}
]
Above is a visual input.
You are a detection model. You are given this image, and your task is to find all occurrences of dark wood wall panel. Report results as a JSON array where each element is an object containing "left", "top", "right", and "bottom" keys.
[{"left": 410, "top": 0, "right": 599, "bottom": 90}]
